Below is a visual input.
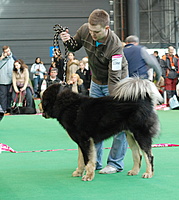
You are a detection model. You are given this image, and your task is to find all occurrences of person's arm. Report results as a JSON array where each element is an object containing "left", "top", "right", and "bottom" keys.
[
  {"left": 12, "top": 72, "right": 19, "bottom": 93},
  {"left": 141, "top": 47, "right": 162, "bottom": 81},
  {"left": 21, "top": 68, "right": 29, "bottom": 91},
  {"left": 30, "top": 64, "right": 36, "bottom": 73},
  {"left": 108, "top": 52, "right": 128, "bottom": 95},
  {"left": 60, "top": 25, "right": 85, "bottom": 52}
]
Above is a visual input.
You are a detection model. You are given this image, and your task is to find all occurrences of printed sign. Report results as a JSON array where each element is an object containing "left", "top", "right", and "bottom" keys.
[
  {"left": 49, "top": 46, "right": 59, "bottom": 57},
  {"left": 112, "top": 54, "right": 122, "bottom": 71}
]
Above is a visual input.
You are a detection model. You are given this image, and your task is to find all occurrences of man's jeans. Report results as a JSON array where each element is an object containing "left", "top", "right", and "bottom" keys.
[{"left": 89, "top": 81, "right": 128, "bottom": 170}]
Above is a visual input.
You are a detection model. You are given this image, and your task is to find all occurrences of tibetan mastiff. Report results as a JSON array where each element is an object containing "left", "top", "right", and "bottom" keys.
[{"left": 40, "top": 77, "right": 163, "bottom": 181}]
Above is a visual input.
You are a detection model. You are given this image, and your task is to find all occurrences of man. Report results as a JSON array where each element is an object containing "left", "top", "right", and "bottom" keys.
[
  {"left": 161, "top": 46, "right": 178, "bottom": 104},
  {"left": 123, "top": 35, "right": 162, "bottom": 82},
  {"left": 0, "top": 46, "right": 17, "bottom": 113},
  {"left": 60, "top": 9, "right": 128, "bottom": 174},
  {"left": 40, "top": 68, "right": 62, "bottom": 98}
]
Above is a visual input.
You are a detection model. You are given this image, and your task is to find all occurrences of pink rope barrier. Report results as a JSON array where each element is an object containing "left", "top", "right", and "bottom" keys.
[{"left": 0, "top": 143, "right": 179, "bottom": 154}]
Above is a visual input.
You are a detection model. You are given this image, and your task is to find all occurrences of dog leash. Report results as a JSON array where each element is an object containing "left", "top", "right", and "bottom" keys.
[{"left": 1, "top": 143, "right": 179, "bottom": 154}]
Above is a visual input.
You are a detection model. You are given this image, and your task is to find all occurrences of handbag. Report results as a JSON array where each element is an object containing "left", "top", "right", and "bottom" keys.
[{"left": 169, "top": 95, "right": 179, "bottom": 109}]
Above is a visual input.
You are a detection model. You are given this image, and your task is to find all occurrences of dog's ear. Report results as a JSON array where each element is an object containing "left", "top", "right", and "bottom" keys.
[{"left": 58, "top": 83, "right": 72, "bottom": 94}]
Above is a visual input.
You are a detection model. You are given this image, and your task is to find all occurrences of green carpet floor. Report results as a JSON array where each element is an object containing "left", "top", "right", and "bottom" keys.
[{"left": 1, "top": 110, "right": 179, "bottom": 200}]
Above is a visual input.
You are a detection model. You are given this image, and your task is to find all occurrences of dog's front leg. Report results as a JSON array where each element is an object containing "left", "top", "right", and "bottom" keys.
[
  {"left": 82, "top": 138, "right": 96, "bottom": 181},
  {"left": 72, "top": 146, "right": 85, "bottom": 177}
]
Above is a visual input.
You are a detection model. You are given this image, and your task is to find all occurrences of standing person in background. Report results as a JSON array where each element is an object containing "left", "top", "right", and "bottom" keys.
[
  {"left": 153, "top": 51, "right": 161, "bottom": 64},
  {"left": 30, "top": 57, "right": 46, "bottom": 98},
  {"left": 161, "top": 46, "right": 178, "bottom": 104},
  {"left": 66, "top": 52, "right": 79, "bottom": 82},
  {"left": 60, "top": 9, "right": 128, "bottom": 174},
  {"left": 123, "top": 35, "right": 161, "bottom": 82},
  {"left": 0, "top": 45, "right": 17, "bottom": 113},
  {"left": 76, "top": 60, "right": 90, "bottom": 95},
  {"left": 51, "top": 48, "right": 65, "bottom": 81}
]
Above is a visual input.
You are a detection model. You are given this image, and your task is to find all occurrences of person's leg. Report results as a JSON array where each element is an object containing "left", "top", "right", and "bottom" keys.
[
  {"left": 25, "top": 87, "right": 33, "bottom": 107},
  {"left": 33, "top": 78, "right": 38, "bottom": 97},
  {"left": 99, "top": 85, "right": 128, "bottom": 173},
  {"left": 103, "top": 132, "right": 128, "bottom": 172},
  {"left": 165, "top": 78, "right": 172, "bottom": 104},
  {"left": 89, "top": 81, "right": 107, "bottom": 170},
  {"left": 6, "top": 84, "right": 12, "bottom": 112},
  {"left": 0, "top": 84, "right": 9, "bottom": 112},
  {"left": 0, "top": 104, "right": 4, "bottom": 121},
  {"left": 171, "top": 78, "right": 178, "bottom": 97}
]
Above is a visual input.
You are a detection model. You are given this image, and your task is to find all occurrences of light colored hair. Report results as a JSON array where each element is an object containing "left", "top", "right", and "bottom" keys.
[
  {"left": 125, "top": 35, "right": 139, "bottom": 43},
  {"left": 71, "top": 73, "right": 83, "bottom": 85},
  {"left": 88, "top": 9, "right": 110, "bottom": 27}
]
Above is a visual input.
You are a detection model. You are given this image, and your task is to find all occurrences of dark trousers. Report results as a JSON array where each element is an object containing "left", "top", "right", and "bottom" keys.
[
  {"left": 0, "top": 104, "right": 4, "bottom": 121},
  {"left": 0, "top": 84, "right": 12, "bottom": 111},
  {"left": 165, "top": 77, "right": 178, "bottom": 103}
]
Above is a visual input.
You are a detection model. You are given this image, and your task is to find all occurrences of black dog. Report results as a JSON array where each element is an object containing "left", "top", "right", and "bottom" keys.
[
  {"left": 41, "top": 78, "right": 163, "bottom": 181},
  {"left": 10, "top": 106, "right": 36, "bottom": 115}
]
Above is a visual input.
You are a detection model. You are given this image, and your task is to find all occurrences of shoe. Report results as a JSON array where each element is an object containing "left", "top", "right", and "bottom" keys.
[{"left": 99, "top": 165, "right": 118, "bottom": 174}]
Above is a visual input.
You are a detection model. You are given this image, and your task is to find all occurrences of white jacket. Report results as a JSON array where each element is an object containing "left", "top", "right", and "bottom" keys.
[{"left": 30, "top": 63, "right": 46, "bottom": 79}]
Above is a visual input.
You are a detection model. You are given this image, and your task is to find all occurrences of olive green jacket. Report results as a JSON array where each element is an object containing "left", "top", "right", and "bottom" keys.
[{"left": 66, "top": 23, "right": 128, "bottom": 94}]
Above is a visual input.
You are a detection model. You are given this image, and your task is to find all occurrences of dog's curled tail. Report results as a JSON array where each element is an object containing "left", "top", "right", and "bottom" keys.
[{"left": 114, "top": 77, "right": 163, "bottom": 105}]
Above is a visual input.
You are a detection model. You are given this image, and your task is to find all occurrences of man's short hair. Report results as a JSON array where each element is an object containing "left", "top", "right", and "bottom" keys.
[
  {"left": 125, "top": 35, "right": 139, "bottom": 44},
  {"left": 88, "top": 9, "right": 110, "bottom": 27},
  {"left": 2, "top": 45, "right": 10, "bottom": 51},
  {"left": 50, "top": 68, "right": 58, "bottom": 73}
]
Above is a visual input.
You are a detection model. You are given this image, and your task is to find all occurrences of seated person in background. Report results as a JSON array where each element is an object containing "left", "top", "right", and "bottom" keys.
[
  {"left": 11, "top": 59, "right": 34, "bottom": 108},
  {"left": 76, "top": 60, "right": 91, "bottom": 95},
  {"left": 30, "top": 57, "right": 46, "bottom": 98},
  {"left": 40, "top": 68, "right": 62, "bottom": 97},
  {"left": 67, "top": 73, "right": 86, "bottom": 95}
]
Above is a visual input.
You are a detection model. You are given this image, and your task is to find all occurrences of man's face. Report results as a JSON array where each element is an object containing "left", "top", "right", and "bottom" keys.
[
  {"left": 88, "top": 24, "right": 109, "bottom": 42},
  {"left": 50, "top": 71, "right": 57, "bottom": 78},
  {"left": 168, "top": 48, "right": 174, "bottom": 56},
  {"left": 3, "top": 48, "right": 11, "bottom": 57}
]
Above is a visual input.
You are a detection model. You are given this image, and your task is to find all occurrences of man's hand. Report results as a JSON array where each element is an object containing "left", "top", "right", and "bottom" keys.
[
  {"left": 0, "top": 52, "right": 7, "bottom": 60},
  {"left": 60, "top": 31, "right": 71, "bottom": 42}
]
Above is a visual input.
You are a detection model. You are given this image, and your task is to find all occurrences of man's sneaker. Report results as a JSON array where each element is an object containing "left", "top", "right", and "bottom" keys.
[{"left": 99, "top": 165, "right": 118, "bottom": 174}]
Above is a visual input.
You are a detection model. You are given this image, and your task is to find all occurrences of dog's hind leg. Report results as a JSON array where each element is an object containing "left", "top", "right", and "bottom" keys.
[
  {"left": 82, "top": 138, "right": 96, "bottom": 181},
  {"left": 72, "top": 146, "right": 85, "bottom": 177},
  {"left": 126, "top": 131, "right": 142, "bottom": 176},
  {"left": 141, "top": 149, "right": 154, "bottom": 178}
]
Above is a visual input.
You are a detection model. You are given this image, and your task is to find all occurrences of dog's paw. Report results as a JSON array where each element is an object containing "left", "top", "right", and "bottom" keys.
[
  {"left": 82, "top": 174, "right": 94, "bottom": 181},
  {"left": 72, "top": 170, "right": 83, "bottom": 177},
  {"left": 142, "top": 172, "right": 153, "bottom": 178},
  {"left": 127, "top": 170, "right": 139, "bottom": 176}
]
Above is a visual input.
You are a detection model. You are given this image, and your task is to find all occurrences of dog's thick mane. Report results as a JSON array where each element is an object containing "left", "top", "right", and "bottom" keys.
[{"left": 114, "top": 77, "right": 163, "bottom": 105}]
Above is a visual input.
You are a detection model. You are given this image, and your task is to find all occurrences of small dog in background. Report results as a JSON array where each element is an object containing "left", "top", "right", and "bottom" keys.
[
  {"left": 10, "top": 106, "right": 36, "bottom": 115},
  {"left": 40, "top": 78, "right": 163, "bottom": 181}
]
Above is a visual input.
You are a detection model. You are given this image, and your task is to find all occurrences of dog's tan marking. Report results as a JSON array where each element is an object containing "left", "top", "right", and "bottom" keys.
[
  {"left": 72, "top": 147, "right": 85, "bottom": 177},
  {"left": 126, "top": 131, "right": 142, "bottom": 176},
  {"left": 141, "top": 151, "right": 153, "bottom": 178},
  {"left": 82, "top": 138, "right": 96, "bottom": 181}
]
